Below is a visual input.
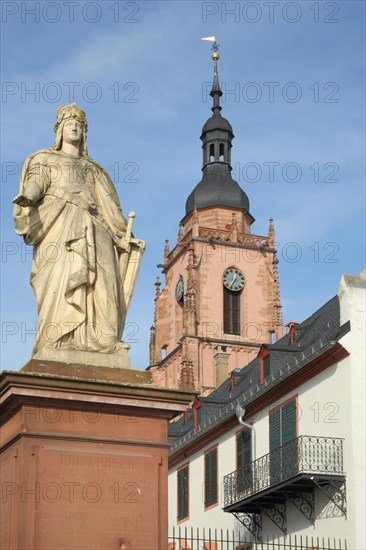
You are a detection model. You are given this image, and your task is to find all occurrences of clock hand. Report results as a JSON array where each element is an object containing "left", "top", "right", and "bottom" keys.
[{"left": 228, "top": 273, "right": 237, "bottom": 289}]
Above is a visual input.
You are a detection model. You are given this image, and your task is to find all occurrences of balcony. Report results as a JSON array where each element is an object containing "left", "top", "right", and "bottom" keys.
[{"left": 223, "top": 436, "right": 346, "bottom": 539}]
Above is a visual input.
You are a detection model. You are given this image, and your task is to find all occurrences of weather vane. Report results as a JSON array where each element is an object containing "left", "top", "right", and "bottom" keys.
[{"left": 201, "top": 36, "right": 220, "bottom": 54}]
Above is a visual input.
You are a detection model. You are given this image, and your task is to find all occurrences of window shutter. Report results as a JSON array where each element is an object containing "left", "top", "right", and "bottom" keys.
[
  {"left": 269, "top": 400, "right": 297, "bottom": 484},
  {"left": 177, "top": 466, "right": 189, "bottom": 520},
  {"left": 269, "top": 408, "right": 282, "bottom": 484},
  {"left": 269, "top": 408, "right": 281, "bottom": 450},
  {"left": 236, "top": 430, "right": 252, "bottom": 491},
  {"left": 281, "top": 400, "right": 296, "bottom": 445},
  {"left": 236, "top": 430, "right": 252, "bottom": 469},
  {"left": 269, "top": 401, "right": 296, "bottom": 449},
  {"left": 281, "top": 400, "right": 297, "bottom": 478},
  {"left": 177, "top": 470, "right": 182, "bottom": 518},
  {"left": 236, "top": 432, "right": 244, "bottom": 470},
  {"left": 204, "top": 448, "right": 218, "bottom": 507}
]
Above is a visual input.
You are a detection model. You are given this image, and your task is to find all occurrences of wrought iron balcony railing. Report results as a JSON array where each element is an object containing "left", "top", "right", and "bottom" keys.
[{"left": 223, "top": 435, "right": 344, "bottom": 509}]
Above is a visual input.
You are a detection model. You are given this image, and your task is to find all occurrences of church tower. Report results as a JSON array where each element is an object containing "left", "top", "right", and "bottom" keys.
[{"left": 148, "top": 44, "right": 283, "bottom": 395}]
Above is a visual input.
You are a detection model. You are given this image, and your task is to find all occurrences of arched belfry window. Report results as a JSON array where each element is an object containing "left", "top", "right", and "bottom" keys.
[
  {"left": 219, "top": 143, "right": 225, "bottom": 160},
  {"left": 222, "top": 267, "right": 245, "bottom": 336},
  {"left": 209, "top": 143, "right": 215, "bottom": 161}
]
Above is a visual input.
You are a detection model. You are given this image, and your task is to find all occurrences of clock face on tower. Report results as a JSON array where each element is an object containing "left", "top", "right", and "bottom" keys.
[
  {"left": 175, "top": 276, "right": 184, "bottom": 302},
  {"left": 223, "top": 268, "right": 245, "bottom": 292}
]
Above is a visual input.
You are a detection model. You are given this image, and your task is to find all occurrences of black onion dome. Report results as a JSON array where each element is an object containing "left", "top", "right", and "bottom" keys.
[
  {"left": 186, "top": 164, "right": 250, "bottom": 214},
  {"left": 201, "top": 114, "right": 233, "bottom": 136}
]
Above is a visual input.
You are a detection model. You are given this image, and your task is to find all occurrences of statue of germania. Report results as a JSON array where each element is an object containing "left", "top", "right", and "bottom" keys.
[{"left": 13, "top": 103, "right": 145, "bottom": 356}]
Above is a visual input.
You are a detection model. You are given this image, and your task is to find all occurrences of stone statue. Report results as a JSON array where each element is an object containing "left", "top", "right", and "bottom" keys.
[{"left": 13, "top": 103, "right": 145, "bottom": 362}]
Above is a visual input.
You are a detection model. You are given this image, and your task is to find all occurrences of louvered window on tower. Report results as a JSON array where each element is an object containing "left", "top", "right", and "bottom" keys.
[
  {"left": 223, "top": 287, "right": 241, "bottom": 335},
  {"left": 236, "top": 429, "right": 253, "bottom": 492},
  {"left": 177, "top": 465, "right": 189, "bottom": 521},
  {"left": 204, "top": 447, "right": 218, "bottom": 508}
]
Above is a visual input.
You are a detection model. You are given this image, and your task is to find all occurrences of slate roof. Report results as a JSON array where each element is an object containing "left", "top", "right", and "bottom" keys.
[
  {"left": 169, "top": 295, "right": 348, "bottom": 450},
  {"left": 185, "top": 163, "right": 250, "bottom": 215}
]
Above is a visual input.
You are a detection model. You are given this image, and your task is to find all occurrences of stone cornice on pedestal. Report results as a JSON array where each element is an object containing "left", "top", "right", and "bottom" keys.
[{"left": 0, "top": 361, "right": 196, "bottom": 436}]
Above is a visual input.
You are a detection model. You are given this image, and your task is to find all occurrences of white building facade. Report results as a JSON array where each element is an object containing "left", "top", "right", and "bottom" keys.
[{"left": 168, "top": 270, "right": 366, "bottom": 548}]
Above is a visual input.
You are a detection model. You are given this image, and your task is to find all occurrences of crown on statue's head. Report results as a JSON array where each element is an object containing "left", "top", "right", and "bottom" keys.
[{"left": 54, "top": 103, "right": 87, "bottom": 132}]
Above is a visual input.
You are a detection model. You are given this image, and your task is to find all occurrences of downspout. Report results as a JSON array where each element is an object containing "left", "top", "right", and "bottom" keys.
[{"left": 235, "top": 404, "right": 256, "bottom": 460}]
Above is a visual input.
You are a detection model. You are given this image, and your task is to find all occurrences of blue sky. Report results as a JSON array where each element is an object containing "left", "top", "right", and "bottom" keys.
[{"left": 1, "top": 1, "right": 365, "bottom": 372}]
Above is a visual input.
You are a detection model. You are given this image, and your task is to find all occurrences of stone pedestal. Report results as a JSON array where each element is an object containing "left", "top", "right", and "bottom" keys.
[
  {"left": 0, "top": 360, "right": 195, "bottom": 550},
  {"left": 33, "top": 346, "right": 132, "bottom": 369}
]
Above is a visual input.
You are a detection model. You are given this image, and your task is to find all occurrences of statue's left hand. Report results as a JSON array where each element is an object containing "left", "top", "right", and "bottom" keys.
[{"left": 118, "top": 237, "right": 131, "bottom": 252}]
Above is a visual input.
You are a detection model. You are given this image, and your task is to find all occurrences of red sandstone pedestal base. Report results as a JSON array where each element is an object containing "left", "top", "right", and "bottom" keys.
[{"left": 0, "top": 360, "right": 194, "bottom": 550}]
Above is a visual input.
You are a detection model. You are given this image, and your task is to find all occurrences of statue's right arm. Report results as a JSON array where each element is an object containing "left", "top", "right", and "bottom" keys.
[{"left": 13, "top": 154, "right": 50, "bottom": 207}]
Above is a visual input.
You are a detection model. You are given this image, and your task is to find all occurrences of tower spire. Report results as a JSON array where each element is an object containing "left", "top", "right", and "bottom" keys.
[
  {"left": 185, "top": 38, "right": 251, "bottom": 218},
  {"left": 210, "top": 39, "right": 222, "bottom": 116}
]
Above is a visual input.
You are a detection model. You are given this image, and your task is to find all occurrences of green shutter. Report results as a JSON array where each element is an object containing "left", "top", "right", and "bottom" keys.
[
  {"left": 236, "top": 430, "right": 252, "bottom": 469},
  {"left": 236, "top": 430, "right": 252, "bottom": 491},
  {"left": 236, "top": 432, "right": 244, "bottom": 470},
  {"left": 281, "top": 400, "right": 297, "bottom": 477},
  {"left": 269, "top": 400, "right": 297, "bottom": 485},
  {"left": 204, "top": 448, "right": 218, "bottom": 507},
  {"left": 269, "top": 408, "right": 281, "bottom": 450},
  {"left": 269, "top": 401, "right": 296, "bottom": 449},
  {"left": 177, "top": 466, "right": 189, "bottom": 520},
  {"left": 281, "top": 400, "right": 296, "bottom": 445}
]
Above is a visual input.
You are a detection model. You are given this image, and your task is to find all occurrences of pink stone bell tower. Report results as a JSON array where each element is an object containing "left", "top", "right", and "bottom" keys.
[{"left": 148, "top": 43, "right": 283, "bottom": 395}]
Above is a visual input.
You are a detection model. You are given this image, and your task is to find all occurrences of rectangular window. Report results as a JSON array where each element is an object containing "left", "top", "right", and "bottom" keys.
[
  {"left": 236, "top": 429, "right": 252, "bottom": 492},
  {"left": 269, "top": 398, "right": 297, "bottom": 484},
  {"left": 196, "top": 406, "right": 202, "bottom": 427},
  {"left": 177, "top": 464, "right": 189, "bottom": 521},
  {"left": 259, "top": 348, "right": 270, "bottom": 383},
  {"left": 263, "top": 354, "right": 271, "bottom": 380},
  {"left": 204, "top": 446, "right": 218, "bottom": 509},
  {"left": 223, "top": 287, "right": 240, "bottom": 335}
]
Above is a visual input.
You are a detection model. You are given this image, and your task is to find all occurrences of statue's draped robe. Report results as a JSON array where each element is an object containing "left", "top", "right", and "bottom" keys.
[{"left": 14, "top": 150, "right": 129, "bottom": 353}]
